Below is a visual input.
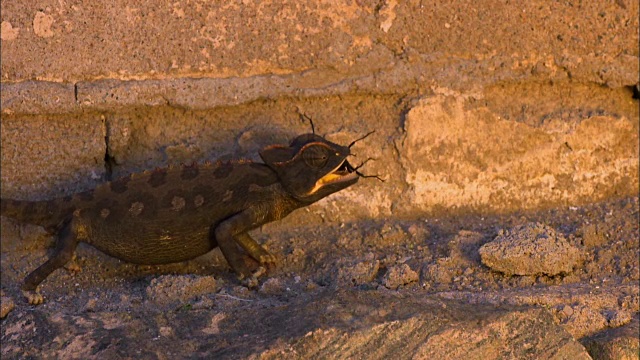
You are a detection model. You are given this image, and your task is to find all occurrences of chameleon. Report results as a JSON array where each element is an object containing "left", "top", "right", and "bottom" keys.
[{"left": 1, "top": 129, "right": 375, "bottom": 305}]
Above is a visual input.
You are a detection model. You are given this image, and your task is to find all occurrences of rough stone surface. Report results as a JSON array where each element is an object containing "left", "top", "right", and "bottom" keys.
[
  {"left": 145, "top": 274, "right": 220, "bottom": 307},
  {"left": 0, "top": 290, "right": 593, "bottom": 360},
  {"left": 1, "top": 1, "right": 637, "bottom": 86},
  {"left": 400, "top": 93, "right": 638, "bottom": 214},
  {"left": 437, "top": 282, "right": 639, "bottom": 339},
  {"left": 3, "top": 85, "right": 637, "bottom": 215},
  {"left": 259, "top": 295, "right": 591, "bottom": 360},
  {"left": 479, "top": 223, "right": 583, "bottom": 276},
  {"left": 382, "top": 263, "right": 419, "bottom": 290},
  {"left": 0, "top": 113, "right": 106, "bottom": 199},
  {"left": 1, "top": 196, "right": 637, "bottom": 359},
  {"left": 337, "top": 258, "right": 380, "bottom": 287},
  {"left": 1, "top": 3, "right": 638, "bottom": 217},
  {"left": 0, "top": 81, "right": 76, "bottom": 115},
  {"left": 582, "top": 315, "right": 640, "bottom": 360},
  {"left": 579, "top": 224, "right": 609, "bottom": 248}
]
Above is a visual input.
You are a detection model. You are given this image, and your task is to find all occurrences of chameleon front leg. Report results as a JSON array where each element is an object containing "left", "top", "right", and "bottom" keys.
[
  {"left": 22, "top": 216, "right": 81, "bottom": 305},
  {"left": 214, "top": 209, "right": 276, "bottom": 287},
  {"left": 235, "top": 232, "right": 276, "bottom": 268}
]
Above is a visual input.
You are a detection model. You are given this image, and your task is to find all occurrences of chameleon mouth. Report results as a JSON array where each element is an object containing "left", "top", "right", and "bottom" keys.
[{"left": 312, "top": 160, "right": 358, "bottom": 193}]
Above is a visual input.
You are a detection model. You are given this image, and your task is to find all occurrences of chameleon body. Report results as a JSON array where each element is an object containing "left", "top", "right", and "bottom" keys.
[{"left": 1, "top": 133, "right": 361, "bottom": 304}]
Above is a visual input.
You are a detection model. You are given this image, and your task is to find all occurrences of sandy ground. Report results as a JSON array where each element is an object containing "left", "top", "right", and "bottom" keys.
[{"left": 1, "top": 195, "right": 637, "bottom": 358}]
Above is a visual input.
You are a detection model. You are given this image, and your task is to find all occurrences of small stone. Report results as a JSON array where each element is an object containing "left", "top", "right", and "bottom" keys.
[
  {"left": 337, "top": 260, "right": 380, "bottom": 286},
  {"left": 561, "top": 305, "right": 574, "bottom": 318},
  {"left": 421, "top": 258, "right": 456, "bottom": 288},
  {"left": 159, "top": 326, "right": 173, "bottom": 337},
  {"left": 448, "top": 230, "right": 485, "bottom": 266},
  {"left": 83, "top": 298, "right": 98, "bottom": 312},
  {"left": 259, "top": 277, "right": 286, "bottom": 295},
  {"left": 479, "top": 223, "right": 583, "bottom": 276},
  {"left": 1, "top": 296, "right": 15, "bottom": 319},
  {"left": 606, "top": 310, "right": 633, "bottom": 328},
  {"left": 382, "top": 263, "right": 419, "bottom": 289}
]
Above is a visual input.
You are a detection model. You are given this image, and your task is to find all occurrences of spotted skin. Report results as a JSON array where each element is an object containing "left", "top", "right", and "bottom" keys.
[{"left": 0, "top": 133, "right": 361, "bottom": 304}]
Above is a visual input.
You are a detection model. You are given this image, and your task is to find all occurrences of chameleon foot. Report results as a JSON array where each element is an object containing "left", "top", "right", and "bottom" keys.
[
  {"left": 258, "top": 253, "right": 277, "bottom": 268},
  {"left": 64, "top": 258, "right": 82, "bottom": 274},
  {"left": 22, "top": 290, "right": 44, "bottom": 305},
  {"left": 239, "top": 266, "right": 267, "bottom": 288}
]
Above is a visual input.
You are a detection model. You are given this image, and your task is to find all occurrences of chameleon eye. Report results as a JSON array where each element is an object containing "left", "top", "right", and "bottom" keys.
[{"left": 303, "top": 145, "right": 329, "bottom": 168}]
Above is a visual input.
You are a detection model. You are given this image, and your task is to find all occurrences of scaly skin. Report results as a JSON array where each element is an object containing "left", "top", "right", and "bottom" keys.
[{"left": 1, "top": 133, "right": 360, "bottom": 304}]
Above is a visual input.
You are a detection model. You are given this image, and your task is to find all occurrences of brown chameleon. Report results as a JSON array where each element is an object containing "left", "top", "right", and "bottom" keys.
[{"left": 1, "top": 130, "right": 375, "bottom": 304}]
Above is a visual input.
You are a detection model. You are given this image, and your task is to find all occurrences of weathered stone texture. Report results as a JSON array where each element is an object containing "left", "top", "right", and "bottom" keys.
[
  {"left": 1, "top": 1, "right": 637, "bottom": 85},
  {"left": 1, "top": 1, "right": 638, "bottom": 215},
  {"left": 0, "top": 114, "right": 106, "bottom": 199},
  {"left": 400, "top": 92, "right": 638, "bottom": 214},
  {"left": 479, "top": 223, "right": 583, "bottom": 276}
]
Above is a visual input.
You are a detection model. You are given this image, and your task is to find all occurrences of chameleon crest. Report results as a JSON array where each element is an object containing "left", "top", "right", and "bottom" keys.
[
  {"left": 0, "top": 130, "right": 372, "bottom": 305},
  {"left": 260, "top": 133, "right": 358, "bottom": 202}
]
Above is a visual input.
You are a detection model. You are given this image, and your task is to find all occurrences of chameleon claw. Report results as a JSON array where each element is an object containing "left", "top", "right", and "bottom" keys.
[
  {"left": 239, "top": 266, "right": 268, "bottom": 289},
  {"left": 65, "top": 262, "right": 82, "bottom": 274},
  {"left": 259, "top": 253, "right": 277, "bottom": 266},
  {"left": 23, "top": 290, "right": 44, "bottom": 305},
  {"left": 64, "top": 255, "right": 82, "bottom": 274},
  {"left": 252, "top": 266, "right": 267, "bottom": 279},
  {"left": 243, "top": 278, "right": 259, "bottom": 288}
]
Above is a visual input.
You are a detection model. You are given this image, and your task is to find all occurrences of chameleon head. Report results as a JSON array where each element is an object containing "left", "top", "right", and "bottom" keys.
[{"left": 260, "top": 133, "right": 359, "bottom": 203}]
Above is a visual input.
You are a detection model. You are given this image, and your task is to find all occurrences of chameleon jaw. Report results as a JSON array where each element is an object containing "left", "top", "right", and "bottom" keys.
[{"left": 310, "top": 160, "right": 358, "bottom": 194}]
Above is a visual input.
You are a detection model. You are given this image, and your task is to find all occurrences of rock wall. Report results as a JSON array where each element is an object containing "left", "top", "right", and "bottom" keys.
[{"left": 1, "top": 1, "right": 638, "bottom": 219}]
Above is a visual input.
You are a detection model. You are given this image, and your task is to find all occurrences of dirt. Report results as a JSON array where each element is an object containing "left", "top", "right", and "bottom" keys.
[{"left": 1, "top": 194, "right": 637, "bottom": 358}]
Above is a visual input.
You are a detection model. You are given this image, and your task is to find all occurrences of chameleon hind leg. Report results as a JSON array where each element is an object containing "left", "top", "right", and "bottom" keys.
[{"left": 22, "top": 215, "right": 81, "bottom": 305}]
